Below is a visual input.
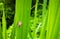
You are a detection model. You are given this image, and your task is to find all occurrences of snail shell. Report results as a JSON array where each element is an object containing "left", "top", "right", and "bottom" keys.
[{"left": 18, "top": 21, "right": 22, "bottom": 27}]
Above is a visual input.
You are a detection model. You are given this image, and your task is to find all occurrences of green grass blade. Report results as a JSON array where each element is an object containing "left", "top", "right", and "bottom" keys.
[
  {"left": 51, "top": 2, "right": 60, "bottom": 39},
  {"left": 32, "top": 0, "right": 38, "bottom": 38},
  {"left": 40, "top": 0, "right": 47, "bottom": 39},
  {"left": 15, "top": 0, "right": 25, "bottom": 39},
  {"left": 22, "top": 0, "right": 32, "bottom": 39},
  {"left": 13, "top": 0, "right": 32, "bottom": 39},
  {"left": 46, "top": 0, "right": 60, "bottom": 39},
  {"left": 2, "top": 3, "right": 7, "bottom": 39}
]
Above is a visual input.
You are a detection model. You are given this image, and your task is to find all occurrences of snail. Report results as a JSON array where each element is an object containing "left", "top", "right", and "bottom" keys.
[{"left": 18, "top": 21, "right": 22, "bottom": 27}]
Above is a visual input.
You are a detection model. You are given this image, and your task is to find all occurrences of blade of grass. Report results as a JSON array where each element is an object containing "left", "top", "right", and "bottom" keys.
[
  {"left": 15, "top": 0, "right": 25, "bottom": 39},
  {"left": 51, "top": 1, "right": 60, "bottom": 39},
  {"left": 12, "top": 0, "right": 32, "bottom": 39},
  {"left": 46, "top": 0, "right": 60, "bottom": 39},
  {"left": 39, "top": 0, "right": 47, "bottom": 39},
  {"left": 22, "top": 0, "right": 32, "bottom": 39},
  {"left": 10, "top": 0, "right": 25, "bottom": 39},
  {"left": 32, "top": 0, "right": 38, "bottom": 38},
  {"left": 2, "top": 3, "right": 7, "bottom": 39}
]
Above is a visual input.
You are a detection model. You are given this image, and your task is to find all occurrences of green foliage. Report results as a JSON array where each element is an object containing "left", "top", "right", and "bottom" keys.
[
  {"left": 40, "top": 0, "right": 47, "bottom": 39},
  {"left": 14, "top": 0, "right": 32, "bottom": 39},
  {"left": 46, "top": 0, "right": 60, "bottom": 39},
  {"left": 0, "top": 0, "right": 60, "bottom": 39},
  {"left": 2, "top": 3, "right": 7, "bottom": 39}
]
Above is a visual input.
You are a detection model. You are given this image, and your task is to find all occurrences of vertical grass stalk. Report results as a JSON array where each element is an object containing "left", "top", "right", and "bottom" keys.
[
  {"left": 40, "top": 0, "right": 47, "bottom": 39},
  {"left": 46, "top": 0, "right": 60, "bottom": 39},
  {"left": 2, "top": 3, "right": 7, "bottom": 39},
  {"left": 13, "top": 0, "right": 32, "bottom": 39},
  {"left": 33, "top": 0, "right": 38, "bottom": 38}
]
